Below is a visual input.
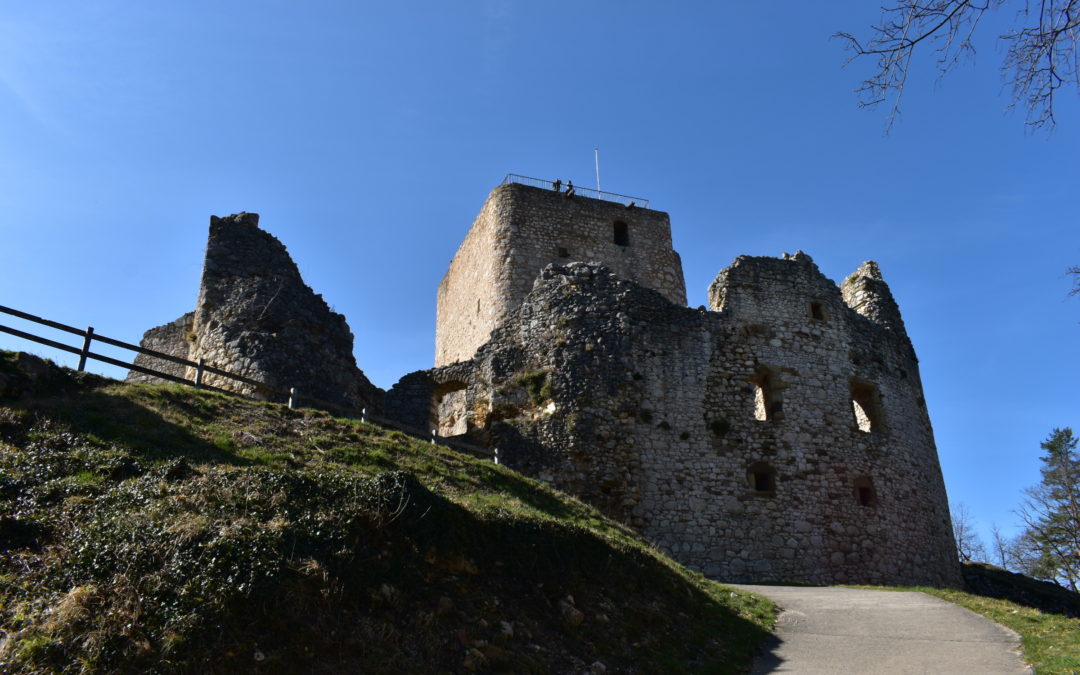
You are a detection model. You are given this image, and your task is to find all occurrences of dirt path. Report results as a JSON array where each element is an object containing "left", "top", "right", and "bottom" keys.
[{"left": 733, "top": 585, "right": 1030, "bottom": 674}]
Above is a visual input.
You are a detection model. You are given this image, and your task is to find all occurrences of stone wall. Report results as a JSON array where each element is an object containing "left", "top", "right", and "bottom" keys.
[
  {"left": 407, "top": 257, "right": 959, "bottom": 586},
  {"left": 435, "top": 183, "right": 686, "bottom": 366},
  {"left": 127, "top": 312, "right": 194, "bottom": 384},
  {"left": 128, "top": 213, "right": 381, "bottom": 414}
]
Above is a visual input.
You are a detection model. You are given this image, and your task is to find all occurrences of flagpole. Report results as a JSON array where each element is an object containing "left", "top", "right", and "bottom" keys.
[{"left": 594, "top": 148, "right": 600, "bottom": 196}]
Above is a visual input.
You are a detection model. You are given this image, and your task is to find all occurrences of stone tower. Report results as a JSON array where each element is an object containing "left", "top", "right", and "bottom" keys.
[{"left": 435, "top": 181, "right": 687, "bottom": 366}]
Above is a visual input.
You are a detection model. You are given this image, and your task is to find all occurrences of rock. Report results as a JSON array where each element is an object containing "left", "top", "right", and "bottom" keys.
[{"left": 558, "top": 597, "right": 585, "bottom": 628}]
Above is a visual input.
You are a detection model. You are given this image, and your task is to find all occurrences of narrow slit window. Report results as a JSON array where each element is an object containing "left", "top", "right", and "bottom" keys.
[
  {"left": 613, "top": 221, "right": 630, "bottom": 246},
  {"left": 851, "top": 380, "right": 883, "bottom": 433},
  {"left": 753, "top": 382, "right": 768, "bottom": 421},
  {"left": 749, "top": 368, "right": 782, "bottom": 422}
]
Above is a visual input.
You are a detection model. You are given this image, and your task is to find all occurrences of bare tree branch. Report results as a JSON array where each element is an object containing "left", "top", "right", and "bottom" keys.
[{"left": 837, "top": 0, "right": 1079, "bottom": 132}]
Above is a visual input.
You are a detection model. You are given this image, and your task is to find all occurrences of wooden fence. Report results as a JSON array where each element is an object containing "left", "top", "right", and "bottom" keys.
[{"left": 0, "top": 304, "right": 495, "bottom": 460}]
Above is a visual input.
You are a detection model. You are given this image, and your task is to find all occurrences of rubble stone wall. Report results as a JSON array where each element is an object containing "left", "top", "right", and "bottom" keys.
[
  {"left": 129, "top": 213, "right": 380, "bottom": 414},
  {"left": 414, "top": 257, "right": 959, "bottom": 586},
  {"left": 127, "top": 312, "right": 194, "bottom": 384}
]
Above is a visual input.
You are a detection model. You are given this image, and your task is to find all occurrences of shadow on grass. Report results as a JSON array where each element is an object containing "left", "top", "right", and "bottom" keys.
[
  {"left": 962, "top": 561, "right": 1080, "bottom": 618},
  {"left": 196, "top": 472, "right": 774, "bottom": 674},
  {"left": 9, "top": 388, "right": 247, "bottom": 466}
]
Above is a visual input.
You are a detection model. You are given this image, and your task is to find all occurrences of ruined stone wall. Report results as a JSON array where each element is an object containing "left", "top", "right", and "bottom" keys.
[
  {"left": 435, "top": 183, "right": 686, "bottom": 366},
  {"left": 129, "top": 213, "right": 381, "bottom": 414},
  {"left": 126, "top": 312, "right": 194, "bottom": 384},
  {"left": 416, "top": 258, "right": 958, "bottom": 586}
]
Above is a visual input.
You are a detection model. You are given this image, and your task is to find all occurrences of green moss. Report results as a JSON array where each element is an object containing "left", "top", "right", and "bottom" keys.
[{"left": 517, "top": 370, "right": 551, "bottom": 405}]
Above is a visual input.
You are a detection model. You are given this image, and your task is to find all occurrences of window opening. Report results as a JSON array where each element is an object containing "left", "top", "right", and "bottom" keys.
[
  {"left": 558, "top": 246, "right": 569, "bottom": 258},
  {"left": 851, "top": 380, "right": 883, "bottom": 433},
  {"left": 854, "top": 476, "right": 877, "bottom": 506},
  {"left": 613, "top": 221, "right": 630, "bottom": 246},
  {"left": 747, "top": 462, "right": 777, "bottom": 494},
  {"left": 748, "top": 368, "right": 783, "bottom": 421},
  {"left": 810, "top": 302, "right": 826, "bottom": 321}
]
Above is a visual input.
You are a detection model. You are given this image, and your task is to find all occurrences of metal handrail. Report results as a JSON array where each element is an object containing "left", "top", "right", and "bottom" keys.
[{"left": 501, "top": 173, "right": 649, "bottom": 209}]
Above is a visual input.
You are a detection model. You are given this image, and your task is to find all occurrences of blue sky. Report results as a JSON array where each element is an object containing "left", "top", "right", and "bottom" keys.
[{"left": 1, "top": 2, "right": 1076, "bottom": 551}]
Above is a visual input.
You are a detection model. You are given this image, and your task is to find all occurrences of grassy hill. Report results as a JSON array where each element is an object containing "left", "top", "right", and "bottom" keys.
[{"left": 0, "top": 351, "right": 774, "bottom": 673}]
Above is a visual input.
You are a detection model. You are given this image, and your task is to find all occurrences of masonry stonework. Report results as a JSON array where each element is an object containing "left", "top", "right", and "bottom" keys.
[
  {"left": 435, "top": 183, "right": 686, "bottom": 366},
  {"left": 129, "top": 180, "right": 959, "bottom": 587},
  {"left": 399, "top": 183, "right": 960, "bottom": 586},
  {"left": 128, "top": 213, "right": 380, "bottom": 414},
  {"left": 127, "top": 312, "right": 194, "bottom": 384}
]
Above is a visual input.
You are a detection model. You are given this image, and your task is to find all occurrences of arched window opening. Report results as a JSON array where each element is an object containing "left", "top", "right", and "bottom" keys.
[
  {"left": 613, "top": 221, "right": 630, "bottom": 246},
  {"left": 850, "top": 380, "right": 883, "bottom": 433},
  {"left": 854, "top": 476, "right": 877, "bottom": 507},
  {"left": 747, "top": 462, "right": 777, "bottom": 494}
]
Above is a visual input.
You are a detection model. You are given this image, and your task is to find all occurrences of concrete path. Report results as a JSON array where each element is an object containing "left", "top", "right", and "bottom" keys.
[{"left": 734, "top": 585, "right": 1030, "bottom": 674}]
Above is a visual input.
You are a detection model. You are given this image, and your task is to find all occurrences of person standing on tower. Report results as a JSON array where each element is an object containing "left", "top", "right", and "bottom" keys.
[
  {"left": 552, "top": 178, "right": 562, "bottom": 192},
  {"left": 565, "top": 180, "right": 574, "bottom": 197}
]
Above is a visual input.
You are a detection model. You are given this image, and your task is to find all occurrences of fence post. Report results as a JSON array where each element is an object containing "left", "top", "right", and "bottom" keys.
[
  {"left": 288, "top": 387, "right": 297, "bottom": 410},
  {"left": 77, "top": 326, "right": 94, "bottom": 371},
  {"left": 194, "top": 358, "right": 205, "bottom": 389}
]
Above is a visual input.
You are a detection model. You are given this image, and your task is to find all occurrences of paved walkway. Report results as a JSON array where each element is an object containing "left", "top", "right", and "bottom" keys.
[{"left": 733, "top": 585, "right": 1030, "bottom": 674}]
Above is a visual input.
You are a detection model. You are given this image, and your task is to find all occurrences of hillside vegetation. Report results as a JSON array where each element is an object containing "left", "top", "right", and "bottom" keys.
[{"left": 0, "top": 351, "right": 774, "bottom": 673}]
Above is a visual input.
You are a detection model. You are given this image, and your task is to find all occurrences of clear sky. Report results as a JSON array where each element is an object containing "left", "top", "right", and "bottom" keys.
[{"left": 1, "top": 2, "right": 1076, "bottom": 550}]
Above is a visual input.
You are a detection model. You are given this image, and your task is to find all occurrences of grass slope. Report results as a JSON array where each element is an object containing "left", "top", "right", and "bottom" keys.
[{"left": 0, "top": 351, "right": 774, "bottom": 673}]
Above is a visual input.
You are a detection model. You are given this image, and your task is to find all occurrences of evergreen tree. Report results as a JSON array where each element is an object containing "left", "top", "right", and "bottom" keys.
[{"left": 1017, "top": 428, "right": 1080, "bottom": 590}]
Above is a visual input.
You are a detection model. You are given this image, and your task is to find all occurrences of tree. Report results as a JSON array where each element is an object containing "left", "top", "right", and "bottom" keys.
[
  {"left": 836, "top": 1, "right": 1080, "bottom": 131},
  {"left": 1016, "top": 428, "right": 1080, "bottom": 590},
  {"left": 952, "top": 502, "right": 988, "bottom": 562},
  {"left": 990, "top": 522, "right": 1013, "bottom": 569}
]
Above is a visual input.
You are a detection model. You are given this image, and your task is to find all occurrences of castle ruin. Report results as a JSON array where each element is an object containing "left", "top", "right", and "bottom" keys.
[
  {"left": 132, "top": 178, "right": 960, "bottom": 587},
  {"left": 128, "top": 212, "right": 380, "bottom": 413},
  {"left": 389, "top": 180, "right": 959, "bottom": 586}
]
